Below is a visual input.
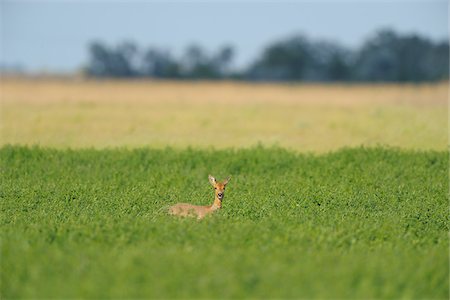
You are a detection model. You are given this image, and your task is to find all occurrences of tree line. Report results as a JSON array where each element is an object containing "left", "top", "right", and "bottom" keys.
[{"left": 85, "top": 29, "right": 449, "bottom": 82}]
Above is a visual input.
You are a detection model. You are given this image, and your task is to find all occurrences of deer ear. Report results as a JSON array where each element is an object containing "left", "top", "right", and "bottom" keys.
[
  {"left": 208, "top": 175, "right": 216, "bottom": 186},
  {"left": 223, "top": 176, "right": 231, "bottom": 185}
]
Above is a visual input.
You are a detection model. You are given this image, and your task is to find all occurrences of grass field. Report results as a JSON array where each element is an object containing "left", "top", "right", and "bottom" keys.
[
  {"left": 1, "top": 78, "right": 447, "bottom": 152},
  {"left": 1, "top": 78, "right": 448, "bottom": 298},
  {"left": 1, "top": 146, "right": 448, "bottom": 298}
]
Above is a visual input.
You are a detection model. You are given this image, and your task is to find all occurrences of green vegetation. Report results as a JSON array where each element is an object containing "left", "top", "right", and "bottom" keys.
[{"left": 1, "top": 146, "right": 448, "bottom": 298}]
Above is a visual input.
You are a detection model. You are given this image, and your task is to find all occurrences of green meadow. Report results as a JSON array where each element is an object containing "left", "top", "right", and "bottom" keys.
[
  {"left": 1, "top": 79, "right": 448, "bottom": 298},
  {"left": 1, "top": 146, "right": 448, "bottom": 298}
]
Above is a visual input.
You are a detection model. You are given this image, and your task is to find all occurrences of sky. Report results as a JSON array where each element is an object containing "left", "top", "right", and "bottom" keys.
[{"left": 1, "top": 0, "right": 448, "bottom": 73}]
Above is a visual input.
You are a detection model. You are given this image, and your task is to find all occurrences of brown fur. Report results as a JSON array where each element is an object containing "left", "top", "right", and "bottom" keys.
[{"left": 168, "top": 175, "right": 230, "bottom": 220}]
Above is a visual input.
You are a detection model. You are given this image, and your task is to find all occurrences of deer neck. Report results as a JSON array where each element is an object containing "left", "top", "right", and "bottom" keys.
[{"left": 210, "top": 197, "right": 222, "bottom": 211}]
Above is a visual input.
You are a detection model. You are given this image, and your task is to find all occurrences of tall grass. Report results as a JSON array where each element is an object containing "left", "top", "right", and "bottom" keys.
[{"left": 1, "top": 146, "right": 448, "bottom": 298}]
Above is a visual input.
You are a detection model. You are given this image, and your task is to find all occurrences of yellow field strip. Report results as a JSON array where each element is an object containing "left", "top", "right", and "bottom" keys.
[{"left": 1, "top": 78, "right": 447, "bottom": 152}]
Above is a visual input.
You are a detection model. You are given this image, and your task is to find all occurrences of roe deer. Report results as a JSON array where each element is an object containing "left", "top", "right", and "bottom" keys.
[{"left": 169, "top": 175, "right": 231, "bottom": 220}]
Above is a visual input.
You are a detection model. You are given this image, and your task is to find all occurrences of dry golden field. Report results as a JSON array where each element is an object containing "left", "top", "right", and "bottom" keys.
[{"left": 1, "top": 77, "right": 447, "bottom": 152}]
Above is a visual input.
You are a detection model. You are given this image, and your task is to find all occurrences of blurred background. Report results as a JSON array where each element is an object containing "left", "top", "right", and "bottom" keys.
[
  {"left": 0, "top": 0, "right": 448, "bottom": 151},
  {"left": 1, "top": 0, "right": 448, "bottom": 81}
]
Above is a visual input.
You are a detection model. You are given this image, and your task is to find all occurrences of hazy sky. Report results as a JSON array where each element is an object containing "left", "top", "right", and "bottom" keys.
[{"left": 1, "top": 0, "right": 448, "bottom": 72}]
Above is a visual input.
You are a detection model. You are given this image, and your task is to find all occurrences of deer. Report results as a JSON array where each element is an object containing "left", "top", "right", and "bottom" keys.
[{"left": 168, "top": 175, "right": 231, "bottom": 220}]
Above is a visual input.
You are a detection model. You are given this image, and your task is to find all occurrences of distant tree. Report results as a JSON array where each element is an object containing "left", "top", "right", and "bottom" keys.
[
  {"left": 183, "top": 44, "right": 219, "bottom": 79},
  {"left": 327, "top": 52, "right": 352, "bottom": 80},
  {"left": 142, "top": 48, "right": 181, "bottom": 78},
  {"left": 84, "top": 29, "right": 448, "bottom": 82},
  {"left": 247, "top": 35, "right": 352, "bottom": 81},
  {"left": 113, "top": 41, "right": 139, "bottom": 77},
  {"left": 213, "top": 45, "right": 234, "bottom": 77},
  {"left": 353, "top": 30, "right": 398, "bottom": 81},
  {"left": 249, "top": 35, "right": 314, "bottom": 80},
  {"left": 86, "top": 40, "right": 139, "bottom": 77},
  {"left": 86, "top": 41, "right": 111, "bottom": 76},
  {"left": 425, "top": 42, "right": 449, "bottom": 80},
  {"left": 354, "top": 29, "right": 449, "bottom": 82},
  {"left": 312, "top": 41, "right": 353, "bottom": 81}
]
